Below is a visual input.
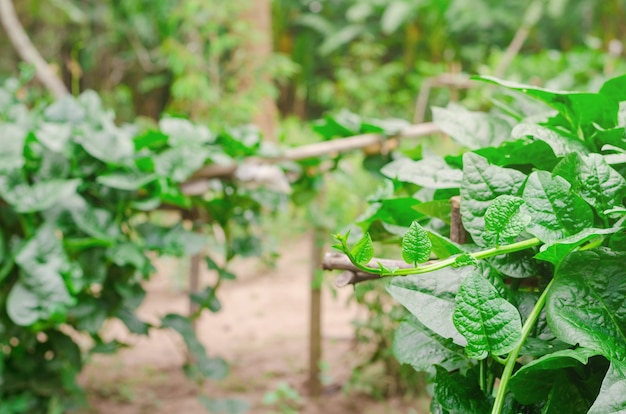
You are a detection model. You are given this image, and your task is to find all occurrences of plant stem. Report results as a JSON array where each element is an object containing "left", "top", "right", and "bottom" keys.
[
  {"left": 356, "top": 237, "right": 542, "bottom": 277},
  {"left": 490, "top": 277, "right": 556, "bottom": 414}
]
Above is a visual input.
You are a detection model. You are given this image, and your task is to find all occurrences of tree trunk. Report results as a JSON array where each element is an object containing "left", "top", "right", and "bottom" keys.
[{"left": 239, "top": 0, "right": 278, "bottom": 141}]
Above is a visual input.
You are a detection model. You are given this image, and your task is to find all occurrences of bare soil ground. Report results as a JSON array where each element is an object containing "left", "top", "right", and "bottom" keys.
[{"left": 80, "top": 236, "right": 429, "bottom": 414}]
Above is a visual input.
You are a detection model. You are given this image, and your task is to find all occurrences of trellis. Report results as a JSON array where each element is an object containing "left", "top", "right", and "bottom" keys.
[{"left": 178, "top": 122, "right": 442, "bottom": 396}]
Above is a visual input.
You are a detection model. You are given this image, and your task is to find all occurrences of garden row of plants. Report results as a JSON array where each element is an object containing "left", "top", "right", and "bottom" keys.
[
  {"left": 0, "top": 74, "right": 411, "bottom": 413},
  {"left": 333, "top": 74, "right": 626, "bottom": 413}
]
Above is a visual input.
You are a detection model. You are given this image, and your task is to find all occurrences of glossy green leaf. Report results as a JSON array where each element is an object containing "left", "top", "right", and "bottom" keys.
[
  {"left": 413, "top": 199, "right": 452, "bottom": 223},
  {"left": 488, "top": 250, "right": 538, "bottom": 279},
  {"left": 381, "top": 156, "right": 462, "bottom": 189},
  {"left": 433, "top": 104, "right": 513, "bottom": 149},
  {"left": 508, "top": 347, "right": 602, "bottom": 404},
  {"left": 460, "top": 153, "right": 527, "bottom": 246},
  {"left": 387, "top": 266, "right": 468, "bottom": 346},
  {"left": 535, "top": 225, "right": 623, "bottom": 266},
  {"left": 522, "top": 171, "right": 593, "bottom": 243},
  {"left": 588, "top": 360, "right": 626, "bottom": 414},
  {"left": 161, "top": 314, "right": 228, "bottom": 379},
  {"left": 393, "top": 316, "right": 468, "bottom": 376},
  {"left": 428, "top": 232, "right": 463, "bottom": 259},
  {"left": 484, "top": 195, "right": 531, "bottom": 247},
  {"left": 433, "top": 366, "right": 491, "bottom": 413},
  {"left": 452, "top": 271, "right": 522, "bottom": 359},
  {"left": 599, "top": 74, "right": 626, "bottom": 103},
  {"left": 357, "top": 197, "right": 424, "bottom": 229},
  {"left": 351, "top": 232, "right": 374, "bottom": 265},
  {"left": 546, "top": 249, "right": 626, "bottom": 361},
  {"left": 511, "top": 124, "right": 589, "bottom": 158},
  {"left": 471, "top": 137, "right": 560, "bottom": 171},
  {"left": 476, "top": 76, "right": 619, "bottom": 136},
  {"left": 452, "top": 253, "right": 478, "bottom": 268},
  {"left": 553, "top": 153, "right": 626, "bottom": 217},
  {"left": 401, "top": 221, "right": 432, "bottom": 264}
]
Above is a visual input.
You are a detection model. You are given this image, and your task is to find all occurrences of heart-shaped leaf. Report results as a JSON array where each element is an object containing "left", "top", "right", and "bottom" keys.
[
  {"left": 452, "top": 271, "right": 522, "bottom": 359},
  {"left": 401, "top": 221, "right": 432, "bottom": 265}
]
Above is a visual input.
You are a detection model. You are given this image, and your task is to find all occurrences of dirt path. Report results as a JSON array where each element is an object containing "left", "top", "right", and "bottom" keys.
[{"left": 80, "top": 237, "right": 428, "bottom": 414}]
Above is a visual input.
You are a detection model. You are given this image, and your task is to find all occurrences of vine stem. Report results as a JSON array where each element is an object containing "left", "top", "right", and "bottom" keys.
[
  {"left": 490, "top": 277, "right": 556, "bottom": 414},
  {"left": 354, "top": 237, "right": 542, "bottom": 277}
]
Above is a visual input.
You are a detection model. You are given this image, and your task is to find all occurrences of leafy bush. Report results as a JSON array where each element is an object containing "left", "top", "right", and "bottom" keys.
[
  {"left": 334, "top": 74, "right": 626, "bottom": 413},
  {"left": 0, "top": 80, "right": 282, "bottom": 412}
]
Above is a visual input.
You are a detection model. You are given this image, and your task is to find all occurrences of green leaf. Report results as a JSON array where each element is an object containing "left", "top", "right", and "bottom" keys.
[
  {"left": 546, "top": 249, "right": 626, "bottom": 361},
  {"left": 401, "top": 221, "right": 432, "bottom": 264},
  {"left": 553, "top": 153, "right": 626, "bottom": 217},
  {"left": 393, "top": 316, "right": 469, "bottom": 376},
  {"left": 452, "top": 271, "right": 522, "bottom": 359},
  {"left": 117, "top": 307, "right": 150, "bottom": 335},
  {"left": 460, "top": 153, "right": 527, "bottom": 246},
  {"left": 381, "top": 1, "right": 412, "bottom": 35},
  {"left": 106, "top": 243, "right": 147, "bottom": 269},
  {"left": 35, "top": 122, "right": 72, "bottom": 153},
  {"left": 588, "top": 360, "right": 626, "bottom": 414},
  {"left": 0, "top": 177, "right": 80, "bottom": 213},
  {"left": 76, "top": 128, "right": 134, "bottom": 163},
  {"left": 7, "top": 261, "right": 72, "bottom": 327},
  {"left": 0, "top": 123, "right": 27, "bottom": 172},
  {"left": 137, "top": 223, "right": 207, "bottom": 256},
  {"left": 318, "top": 25, "right": 364, "bottom": 56},
  {"left": 205, "top": 256, "right": 236, "bottom": 280},
  {"left": 428, "top": 232, "right": 463, "bottom": 259},
  {"left": 511, "top": 124, "right": 590, "bottom": 157},
  {"left": 96, "top": 171, "right": 158, "bottom": 191},
  {"left": 351, "top": 233, "right": 374, "bottom": 265},
  {"left": 433, "top": 104, "right": 513, "bottom": 149},
  {"left": 161, "top": 314, "right": 228, "bottom": 380},
  {"left": 357, "top": 197, "right": 424, "bottom": 229},
  {"left": 521, "top": 171, "right": 594, "bottom": 243},
  {"left": 433, "top": 366, "right": 491, "bottom": 413},
  {"left": 154, "top": 144, "right": 210, "bottom": 182},
  {"left": 488, "top": 250, "right": 538, "bottom": 279},
  {"left": 483, "top": 195, "right": 530, "bottom": 247},
  {"left": 381, "top": 156, "right": 462, "bottom": 189},
  {"left": 535, "top": 225, "right": 623, "bottom": 266},
  {"left": 413, "top": 200, "right": 452, "bottom": 223},
  {"left": 44, "top": 95, "right": 86, "bottom": 123},
  {"left": 190, "top": 286, "right": 222, "bottom": 313},
  {"left": 508, "top": 347, "right": 603, "bottom": 405},
  {"left": 159, "top": 118, "right": 214, "bottom": 146},
  {"left": 599, "top": 73, "right": 626, "bottom": 103},
  {"left": 387, "top": 266, "right": 469, "bottom": 346},
  {"left": 470, "top": 137, "right": 560, "bottom": 171},
  {"left": 452, "top": 253, "right": 478, "bottom": 268},
  {"left": 476, "top": 76, "right": 619, "bottom": 136}
]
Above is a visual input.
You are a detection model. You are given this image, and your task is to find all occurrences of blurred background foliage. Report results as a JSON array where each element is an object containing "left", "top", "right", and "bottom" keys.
[{"left": 2, "top": 0, "right": 626, "bottom": 128}]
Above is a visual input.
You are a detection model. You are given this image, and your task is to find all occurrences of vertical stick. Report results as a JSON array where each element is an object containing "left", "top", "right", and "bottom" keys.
[
  {"left": 450, "top": 196, "right": 468, "bottom": 244},
  {"left": 189, "top": 252, "right": 201, "bottom": 329},
  {"left": 308, "top": 225, "right": 324, "bottom": 397},
  {"left": 186, "top": 208, "right": 202, "bottom": 332}
]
